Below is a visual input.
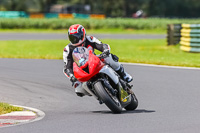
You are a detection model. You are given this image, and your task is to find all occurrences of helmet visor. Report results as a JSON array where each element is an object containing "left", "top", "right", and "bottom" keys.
[{"left": 69, "top": 33, "right": 83, "bottom": 44}]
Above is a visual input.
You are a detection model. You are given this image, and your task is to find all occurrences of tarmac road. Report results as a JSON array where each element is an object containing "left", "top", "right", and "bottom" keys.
[
  {"left": 0, "top": 33, "right": 165, "bottom": 40},
  {"left": 0, "top": 58, "right": 200, "bottom": 133}
]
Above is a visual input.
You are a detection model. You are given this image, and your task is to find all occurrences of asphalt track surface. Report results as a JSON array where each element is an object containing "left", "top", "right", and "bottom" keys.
[
  {"left": 0, "top": 58, "right": 200, "bottom": 133},
  {"left": 0, "top": 33, "right": 165, "bottom": 40}
]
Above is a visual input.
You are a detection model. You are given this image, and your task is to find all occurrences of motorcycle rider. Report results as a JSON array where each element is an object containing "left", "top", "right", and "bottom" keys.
[{"left": 63, "top": 24, "right": 133, "bottom": 96}]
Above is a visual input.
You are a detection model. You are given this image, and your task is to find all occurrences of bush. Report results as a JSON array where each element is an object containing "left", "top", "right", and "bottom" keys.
[{"left": 0, "top": 18, "right": 200, "bottom": 30}]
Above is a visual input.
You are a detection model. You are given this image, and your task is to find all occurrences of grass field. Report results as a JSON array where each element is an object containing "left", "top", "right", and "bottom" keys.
[
  {"left": 0, "top": 103, "right": 23, "bottom": 115},
  {"left": 0, "top": 39, "right": 199, "bottom": 67}
]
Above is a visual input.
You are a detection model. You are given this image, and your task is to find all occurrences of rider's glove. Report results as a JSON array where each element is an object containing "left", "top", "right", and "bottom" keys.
[
  {"left": 69, "top": 74, "right": 77, "bottom": 85},
  {"left": 101, "top": 49, "right": 110, "bottom": 58}
]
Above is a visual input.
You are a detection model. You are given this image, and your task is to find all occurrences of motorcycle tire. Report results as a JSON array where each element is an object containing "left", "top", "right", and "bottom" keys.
[
  {"left": 94, "top": 81, "right": 122, "bottom": 113},
  {"left": 124, "top": 92, "right": 138, "bottom": 111}
]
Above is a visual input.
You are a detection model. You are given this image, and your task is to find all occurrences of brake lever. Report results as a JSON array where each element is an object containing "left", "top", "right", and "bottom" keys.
[{"left": 99, "top": 54, "right": 104, "bottom": 59}]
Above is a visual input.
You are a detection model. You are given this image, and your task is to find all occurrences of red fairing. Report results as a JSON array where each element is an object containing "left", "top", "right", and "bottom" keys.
[{"left": 73, "top": 50, "right": 104, "bottom": 82}]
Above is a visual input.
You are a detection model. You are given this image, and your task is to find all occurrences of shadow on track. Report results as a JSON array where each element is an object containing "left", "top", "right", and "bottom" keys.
[{"left": 91, "top": 109, "right": 155, "bottom": 114}]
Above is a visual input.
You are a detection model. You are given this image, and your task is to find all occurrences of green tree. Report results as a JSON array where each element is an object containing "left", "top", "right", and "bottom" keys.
[
  {"left": 102, "top": 0, "right": 125, "bottom": 17},
  {"left": 1, "top": 0, "right": 27, "bottom": 11}
]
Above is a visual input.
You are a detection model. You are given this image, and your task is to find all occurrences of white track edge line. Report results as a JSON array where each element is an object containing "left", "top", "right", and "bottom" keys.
[
  {"left": 0, "top": 105, "right": 45, "bottom": 128},
  {"left": 121, "top": 62, "right": 200, "bottom": 70},
  {"left": 13, "top": 105, "right": 45, "bottom": 122}
]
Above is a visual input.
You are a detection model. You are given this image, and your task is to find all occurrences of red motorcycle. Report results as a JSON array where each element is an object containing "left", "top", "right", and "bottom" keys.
[{"left": 72, "top": 47, "right": 138, "bottom": 113}]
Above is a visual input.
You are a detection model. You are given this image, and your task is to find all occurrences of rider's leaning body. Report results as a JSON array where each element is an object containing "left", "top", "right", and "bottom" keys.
[
  {"left": 63, "top": 24, "right": 132, "bottom": 96},
  {"left": 63, "top": 35, "right": 109, "bottom": 78}
]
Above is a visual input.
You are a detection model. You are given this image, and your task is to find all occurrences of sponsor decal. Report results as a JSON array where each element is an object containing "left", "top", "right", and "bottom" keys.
[{"left": 64, "top": 48, "right": 68, "bottom": 52}]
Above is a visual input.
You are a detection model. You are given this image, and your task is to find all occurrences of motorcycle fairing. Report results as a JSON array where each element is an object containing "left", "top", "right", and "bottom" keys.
[
  {"left": 99, "top": 65, "right": 119, "bottom": 84},
  {"left": 73, "top": 50, "right": 104, "bottom": 82}
]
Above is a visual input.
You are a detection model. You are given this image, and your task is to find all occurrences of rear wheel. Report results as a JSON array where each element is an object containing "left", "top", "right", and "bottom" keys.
[
  {"left": 94, "top": 81, "right": 122, "bottom": 113},
  {"left": 124, "top": 92, "right": 138, "bottom": 110}
]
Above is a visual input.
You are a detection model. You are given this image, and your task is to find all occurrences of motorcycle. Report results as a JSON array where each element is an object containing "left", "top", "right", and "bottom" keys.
[{"left": 72, "top": 47, "right": 138, "bottom": 113}]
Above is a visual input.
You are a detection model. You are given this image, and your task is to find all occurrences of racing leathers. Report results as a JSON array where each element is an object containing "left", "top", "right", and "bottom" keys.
[{"left": 63, "top": 36, "right": 133, "bottom": 86}]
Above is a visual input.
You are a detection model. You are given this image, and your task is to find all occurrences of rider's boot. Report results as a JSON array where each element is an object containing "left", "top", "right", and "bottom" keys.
[{"left": 116, "top": 65, "right": 133, "bottom": 83}]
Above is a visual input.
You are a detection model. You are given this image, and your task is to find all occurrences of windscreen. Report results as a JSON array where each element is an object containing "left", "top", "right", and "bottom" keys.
[{"left": 72, "top": 47, "right": 89, "bottom": 67}]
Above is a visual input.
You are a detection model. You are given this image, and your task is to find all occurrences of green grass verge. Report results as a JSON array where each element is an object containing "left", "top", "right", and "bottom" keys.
[
  {"left": 0, "top": 103, "right": 23, "bottom": 115},
  {"left": 0, "top": 39, "right": 200, "bottom": 67}
]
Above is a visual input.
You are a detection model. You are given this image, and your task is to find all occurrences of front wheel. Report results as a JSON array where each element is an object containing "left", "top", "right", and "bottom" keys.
[
  {"left": 124, "top": 92, "right": 138, "bottom": 111},
  {"left": 94, "top": 81, "right": 122, "bottom": 113}
]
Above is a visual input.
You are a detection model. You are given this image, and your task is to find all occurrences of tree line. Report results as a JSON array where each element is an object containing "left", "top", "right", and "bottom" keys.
[{"left": 0, "top": 0, "right": 200, "bottom": 18}]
